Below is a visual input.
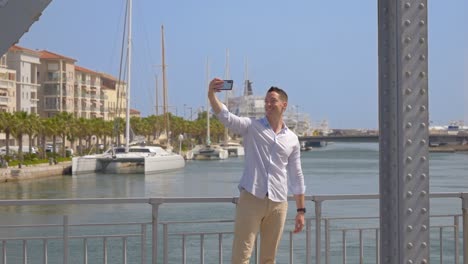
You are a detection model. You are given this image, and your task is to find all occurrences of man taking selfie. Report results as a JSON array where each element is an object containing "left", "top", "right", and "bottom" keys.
[{"left": 208, "top": 78, "right": 306, "bottom": 264}]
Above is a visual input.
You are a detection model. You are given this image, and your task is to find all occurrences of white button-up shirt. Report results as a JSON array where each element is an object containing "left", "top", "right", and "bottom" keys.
[{"left": 217, "top": 105, "right": 306, "bottom": 202}]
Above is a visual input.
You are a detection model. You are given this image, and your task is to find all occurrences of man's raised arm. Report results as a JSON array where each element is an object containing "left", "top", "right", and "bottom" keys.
[{"left": 208, "top": 78, "right": 224, "bottom": 114}]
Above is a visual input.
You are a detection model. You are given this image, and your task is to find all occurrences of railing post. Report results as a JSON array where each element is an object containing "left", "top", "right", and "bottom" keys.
[
  {"left": 455, "top": 216, "right": 459, "bottom": 264},
  {"left": 163, "top": 224, "right": 168, "bottom": 264},
  {"left": 63, "top": 215, "right": 69, "bottom": 264},
  {"left": 314, "top": 200, "right": 322, "bottom": 264},
  {"left": 462, "top": 193, "right": 468, "bottom": 264},
  {"left": 141, "top": 224, "right": 147, "bottom": 264},
  {"left": 325, "top": 219, "right": 330, "bottom": 264},
  {"left": 151, "top": 201, "right": 161, "bottom": 264}
]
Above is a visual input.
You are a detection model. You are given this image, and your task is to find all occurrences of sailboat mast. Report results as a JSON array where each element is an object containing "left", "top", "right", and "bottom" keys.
[
  {"left": 155, "top": 74, "right": 159, "bottom": 115},
  {"left": 125, "top": 0, "right": 132, "bottom": 151},
  {"left": 161, "top": 25, "right": 169, "bottom": 143},
  {"left": 206, "top": 57, "right": 211, "bottom": 146},
  {"left": 223, "top": 48, "right": 230, "bottom": 144}
]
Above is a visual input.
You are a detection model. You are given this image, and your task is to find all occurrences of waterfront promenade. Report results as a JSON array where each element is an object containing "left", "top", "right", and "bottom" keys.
[{"left": 0, "top": 161, "right": 71, "bottom": 183}]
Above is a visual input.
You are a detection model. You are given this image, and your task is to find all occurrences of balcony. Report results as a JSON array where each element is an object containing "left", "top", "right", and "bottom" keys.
[
  {"left": 0, "top": 80, "right": 15, "bottom": 89},
  {"left": 0, "top": 96, "right": 9, "bottom": 105}
]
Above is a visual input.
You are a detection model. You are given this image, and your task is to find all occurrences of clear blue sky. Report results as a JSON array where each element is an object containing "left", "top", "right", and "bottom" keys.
[{"left": 18, "top": 0, "right": 467, "bottom": 129}]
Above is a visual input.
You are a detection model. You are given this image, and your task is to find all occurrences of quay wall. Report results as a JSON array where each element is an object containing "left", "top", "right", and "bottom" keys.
[{"left": 0, "top": 161, "right": 72, "bottom": 183}]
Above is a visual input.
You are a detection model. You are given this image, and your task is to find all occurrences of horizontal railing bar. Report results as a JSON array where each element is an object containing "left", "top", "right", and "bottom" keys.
[
  {"left": 160, "top": 219, "right": 234, "bottom": 225},
  {"left": 169, "top": 232, "right": 234, "bottom": 236},
  {"left": 329, "top": 224, "right": 458, "bottom": 232},
  {"left": 1, "top": 234, "right": 142, "bottom": 241},
  {"left": 0, "top": 222, "right": 151, "bottom": 229},
  {"left": 322, "top": 214, "right": 462, "bottom": 221},
  {"left": 313, "top": 192, "right": 462, "bottom": 202},
  {"left": 0, "top": 192, "right": 463, "bottom": 206}
]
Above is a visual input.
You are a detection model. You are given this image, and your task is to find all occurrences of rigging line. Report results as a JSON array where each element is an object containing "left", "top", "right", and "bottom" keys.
[
  {"left": 114, "top": 0, "right": 129, "bottom": 143},
  {"left": 106, "top": 0, "right": 127, "bottom": 72}
]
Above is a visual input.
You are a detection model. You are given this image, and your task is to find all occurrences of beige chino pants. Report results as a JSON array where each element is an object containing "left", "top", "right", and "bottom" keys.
[{"left": 231, "top": 190, "right": 288, "bottom": 264}]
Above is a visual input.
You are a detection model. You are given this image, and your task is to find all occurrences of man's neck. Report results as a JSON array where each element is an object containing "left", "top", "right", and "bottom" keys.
[{"left": 267, "top": 115, "right": 284, "bottom": 134}]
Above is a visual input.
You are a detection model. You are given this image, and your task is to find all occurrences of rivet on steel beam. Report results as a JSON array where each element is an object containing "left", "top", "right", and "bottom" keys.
[
  {"left": 406, "top": 122, "right": 413, "bottom": 128},
  {"left": 421, "top": 225, "right": 428, "bottom": 231},
  {"left": 405, "top": 88, "right": 412, "bottom": 94},
  {"left": 420, "top": 123, "right": 426, "bottom": 128},
  {"left": 419, "top": 72, "right": 426, "bottom": 78},
  {"left": 419, "top": 105, "right": 426, "bottom": 111},
  {"left": 419, "top": 20, "right": 425, "bottom": 26},
  {"left": 406, "top": 173, "right": 413, "bottom": 181},
  {"left": 421, "top": 242, "right": 428, "bottom": 248},
  {"left": 407, "top": 225, "right": 413, "bottom": 232},
  {"left": 406, "top": 105, "right": 412, "bottom": 111},
  {"left": 419, "top": 37, "right": 426, "bottom": 44},
  {"left": 419, "top": 3, "right": 425, "bottom": 9},
  {"left": 420, "top": 191, "right": 427, "bottom": 197},
  {"left": 421, "top": 259, "right": 428, "bottom": 264},
  {"left": 419, "top": 54, "right": 426, "bottom": 61},
  {"left": 420, "top": 173, "right": 427, "bottom": 180},
  {"left": 421, "top": 208, "right": 428, "bottom": 214},
  {"left": 406, "top": 139, "right": 412, "bottom": 145},
  {"left": 420, "top": 156, "right": 427, "bottom": 162},
  {"left": 404, "top": 20, "right": 411, "bottom": 26},
  {"left": 407, "top": 259, "right": 414, "bottom": 264},
  {"left": 404, "top": 2, "right": 411, "bottom": 8},
  {"left": 420, "top": 139, "right": 426, "bottom": 145},
  {"left": 405, "top": 71, "right": 412, "bottom": 77},
  {"left": 407, "top": 243, "right": 413, "bottom": 249},
  {"left": 405, "top": 54, "right": 412, "bottom": 60},
  {"left": 405, "top": 37, "right": 412, "bottom": 43},
  {"left": 406, "top": 191, "right": 413, "bottom": 198},
  {"left": 407, "top": 208, "right": 413, "bottom": 214},
  {"left": 419, "top": 88, "right": 426, "bottom": 95},
  {"left": 406, "top": 157, "right": 413, "bottom": 163}
]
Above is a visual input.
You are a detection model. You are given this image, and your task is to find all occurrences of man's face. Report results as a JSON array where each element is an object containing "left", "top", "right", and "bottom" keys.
[{"left": 264, "top": 91, "right": 287, "bottom": 118}]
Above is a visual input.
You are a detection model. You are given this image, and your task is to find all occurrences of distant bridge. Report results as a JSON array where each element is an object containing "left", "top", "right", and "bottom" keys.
[{"left": 299, "top": 134, "right": 468, "bottom": 144}]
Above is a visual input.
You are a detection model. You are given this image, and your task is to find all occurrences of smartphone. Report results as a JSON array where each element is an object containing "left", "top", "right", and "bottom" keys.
[{"left": 220, "top": 80, "right": 233, "bottom": 90}]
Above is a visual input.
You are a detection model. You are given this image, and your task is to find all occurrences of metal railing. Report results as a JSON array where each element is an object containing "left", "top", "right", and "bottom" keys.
[{"left": 0, "top": 193, "right": 466, "bottom": 264}]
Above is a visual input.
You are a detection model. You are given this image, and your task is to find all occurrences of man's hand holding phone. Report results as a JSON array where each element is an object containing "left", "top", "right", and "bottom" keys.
[{"left": 209, "top": 78, "right": 233, "bottom": 94}]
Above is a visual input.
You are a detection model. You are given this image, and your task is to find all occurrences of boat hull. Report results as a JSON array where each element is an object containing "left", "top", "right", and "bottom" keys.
[{"left": 72, "top": 151, "right": 185, "bottom": 175}]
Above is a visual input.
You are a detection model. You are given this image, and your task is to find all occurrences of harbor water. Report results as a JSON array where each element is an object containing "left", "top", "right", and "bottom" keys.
[{"left": 1, "top": 142, "right": 467, "bottom": 263}]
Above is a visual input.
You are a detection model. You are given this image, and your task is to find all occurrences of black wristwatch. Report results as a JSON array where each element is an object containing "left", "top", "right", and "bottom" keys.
[{"left": 297, "top": 208, "right": 306, "bottom": 214}]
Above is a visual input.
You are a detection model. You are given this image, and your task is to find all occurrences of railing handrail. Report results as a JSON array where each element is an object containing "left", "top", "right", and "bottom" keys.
[{"left": 0, "top": 192, "right": 464, "bottom": 206}]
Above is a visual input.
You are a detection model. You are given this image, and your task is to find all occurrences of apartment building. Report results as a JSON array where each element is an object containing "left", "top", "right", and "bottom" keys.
[
  {"left": 37, "top": 50, "right": 77, "bottom": 118},
  {"left": 7, "top": 45, "right": 41, "bottom": 114},
  {"left": 75, "top": 65, "right": 105, "bottom": 119},
  {"left": 0, "top": 53, "right": 16, "bottom": 112},
  {"left": 100, "top": 72, "right": 127, "bottom": 121}
]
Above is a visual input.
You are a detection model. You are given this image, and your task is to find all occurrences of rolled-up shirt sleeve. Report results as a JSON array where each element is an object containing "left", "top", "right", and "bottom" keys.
[
  {"left": 216, "top": 104, "right": 251, "bottom": 136},
  {"left": 287, "top": 141, "right": 306, "bottom": 195}
]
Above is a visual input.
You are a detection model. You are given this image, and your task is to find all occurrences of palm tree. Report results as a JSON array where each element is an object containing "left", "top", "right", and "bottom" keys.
[
  {"left": 25, "top": 113, "right": 41, "bottom": 154},
  {"left": 0, "top": 112, "right": 16, "bottom": 156},
  {"left": 55, "top": 112, "right": 74, "bottom": 157},
  {"left": 12, "top": 111, "right": 29, "bottom": 162}
]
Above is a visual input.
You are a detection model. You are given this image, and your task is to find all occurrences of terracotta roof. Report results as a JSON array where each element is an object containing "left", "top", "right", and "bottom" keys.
[
  {"left": 39, "top": 50, "right": 76, "bottom": 62},
  {"left": 98, "top": 72, "right": 118, "bottom": 81},
  {"left": 75, "top": 65, "right": 97, "bottom": 75},
  {"left": 9, "top": 45, "right": 40, "bottom": 55},
  {"left": 130, "top": 109, "right": 140, "bottom": 115}
]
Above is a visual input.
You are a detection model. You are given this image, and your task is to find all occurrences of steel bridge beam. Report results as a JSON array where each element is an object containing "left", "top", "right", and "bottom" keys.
[{"left": 378, "top": 0, "right": 430, "bottom": 263}]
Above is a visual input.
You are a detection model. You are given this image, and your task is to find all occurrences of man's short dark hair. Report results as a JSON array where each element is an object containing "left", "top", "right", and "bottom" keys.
[{"left": 267, "top": 86, "right": 288, "bottom": 102}]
